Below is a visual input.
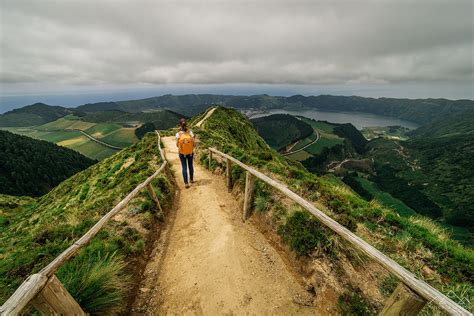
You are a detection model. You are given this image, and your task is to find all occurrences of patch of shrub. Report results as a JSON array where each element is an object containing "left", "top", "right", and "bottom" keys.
[
  {"left": 57, "top": 252, "right": 131, "bottom": 315},
  {"left": 379, "top": 274, "right": 398, "bottom": 297},
  {"left": 278, "top": 210, "right": 332, "bottom": 256},
  {"left": 338, "top": 288, "right": 377, "bottom": 315}
]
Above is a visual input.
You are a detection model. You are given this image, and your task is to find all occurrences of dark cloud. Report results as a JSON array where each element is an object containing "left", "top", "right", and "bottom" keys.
[{"left": 0, "top": 0, "right": 473, "bottom": 96}]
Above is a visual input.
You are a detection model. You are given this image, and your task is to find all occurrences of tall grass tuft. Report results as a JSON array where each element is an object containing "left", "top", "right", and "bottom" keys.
[
  {"left": 409, "top": 217, "right": 450, "bottom": 241},
  {"left": 56, "top": 252, "right": 131, "bottom": 315}
]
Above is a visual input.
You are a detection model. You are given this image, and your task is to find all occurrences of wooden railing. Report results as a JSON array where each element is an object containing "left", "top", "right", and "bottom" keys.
[
  {"left": 208, "top": 147, "right": 471, "bottom": 316},
  {"left": 0, "top": 131, "right": 168, "bottom": 316}
]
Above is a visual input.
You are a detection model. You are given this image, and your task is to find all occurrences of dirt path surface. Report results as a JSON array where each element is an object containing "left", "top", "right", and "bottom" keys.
[
  {"left": 195, "top": 107, "right": 217, "bottom": 128},
  {"left": 131, "top": 136, "right": 315, "bottom": 315}
]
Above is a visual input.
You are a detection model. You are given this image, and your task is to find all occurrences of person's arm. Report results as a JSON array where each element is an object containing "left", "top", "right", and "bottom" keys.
[
  {"left": 176, "top": 132, "right": 180, "bottom": 147},
  {"left": 191, "top": 131, "right": 196, "bottom": 148}
]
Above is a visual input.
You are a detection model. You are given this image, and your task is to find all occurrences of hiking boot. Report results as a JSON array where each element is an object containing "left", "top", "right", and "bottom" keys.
[{"left": 185, "top": 183, "right": 190, "bottom": 189}]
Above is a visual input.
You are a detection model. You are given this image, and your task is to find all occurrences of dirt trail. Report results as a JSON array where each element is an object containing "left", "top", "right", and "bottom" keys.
[
  {"left": 132, "top": 136, "right": 315, "bottom": 315},
  {"left": 195, "top": 107, "right": 216, "bottom": 128}
]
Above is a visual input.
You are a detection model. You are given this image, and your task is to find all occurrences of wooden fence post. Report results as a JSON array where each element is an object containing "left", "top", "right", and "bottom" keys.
[
  {"left": 209, "top": 149, "right": 213, "bottom": 169},
  {"left": 380, "top": 283, "right": 426, "bottom": 316},
  {"left": 147, "top": 183, "right": 164, "bottom": 217},
  {"left": 31, "top": 274, "right": 86, "bottom": 315},
  {"left": 226, "top": 158, "right": 232, "bottom": 192},
  {"left": 242, "top": 171, "right": 255, "bottom": 220}
]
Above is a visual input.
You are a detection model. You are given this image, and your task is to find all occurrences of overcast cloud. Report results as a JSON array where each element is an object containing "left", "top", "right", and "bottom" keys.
[{"left": 0, "top": 0, "right": 473, "bottom": 99}]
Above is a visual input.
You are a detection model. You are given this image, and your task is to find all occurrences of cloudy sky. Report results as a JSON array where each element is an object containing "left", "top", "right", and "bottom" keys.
[{"left": 0, "top": 0, "right": 473, "bottom": 107}]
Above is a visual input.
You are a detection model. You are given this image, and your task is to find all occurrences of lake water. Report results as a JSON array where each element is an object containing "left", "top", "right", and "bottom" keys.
[{"left": 249, "top": 109, "right": 419, "bottom": 130}]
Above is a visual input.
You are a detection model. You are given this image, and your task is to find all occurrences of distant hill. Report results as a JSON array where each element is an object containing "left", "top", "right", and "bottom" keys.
[
  {"left": 251, "top": 114, "right": 313, "bottom": 151},
  {"left": 82, "top": 109, "right": 185, "bottom": 128},
  {"left": 3, "top": 95, "right": 473, "bottom": 128},
  {"left": 409, "top": 109, "right": 474, "bottom": 138},
  {"left": 0, "top": 130, "right": 96, "bottom": 196},
  {"left": 0, "top": 103, "right": 78, "bottom": 127}
]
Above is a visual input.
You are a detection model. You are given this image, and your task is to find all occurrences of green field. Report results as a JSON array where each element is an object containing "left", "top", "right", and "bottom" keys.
[
  {"left": 286, "top": 118, "right": 344, "bottom": 160},
  {"left": 85, "top": 123, "right": 122, "bottom": 137},
  {"left": 354, "top": 176, "right": 416, "bottom": 217},
  {"left": 36, "top": 116, "right": 96, "bottom": 131},
  {"left": 99, "top": 128, "right": 138, "bottom": 148},
  {"left": 1, "top": 119, "right": 135, "bottom": 160}
]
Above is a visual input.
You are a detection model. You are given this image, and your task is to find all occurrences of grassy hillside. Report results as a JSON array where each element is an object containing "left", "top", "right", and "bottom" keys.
[
  {"left": 0, "top": 103, "right": 78, "bottom": 127},
  {"left": 0, "top": 130, "right": 96, "bottom": 197},
  {"left": 195, "top": 106, "right": 473, "bottom": 313},
  {"left": 251, "top": 114, "right": 313, "bottom": 151},
  {"left": 0, "top": 133, "right": 174, "bottom": 313}
]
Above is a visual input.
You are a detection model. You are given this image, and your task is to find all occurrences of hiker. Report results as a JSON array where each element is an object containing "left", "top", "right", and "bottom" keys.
[{"left": 176, "top": 118, "right": 195, "bottom": 188}]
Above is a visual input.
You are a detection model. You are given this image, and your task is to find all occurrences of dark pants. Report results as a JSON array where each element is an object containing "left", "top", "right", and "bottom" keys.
[{"left": 179, "top": 154, "right": 194, "bottom": 184}]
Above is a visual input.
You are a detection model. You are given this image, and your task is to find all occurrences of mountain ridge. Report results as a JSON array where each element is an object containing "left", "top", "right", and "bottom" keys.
[{"left": 2, "top": 94, "right": 473, "bottom": 127}]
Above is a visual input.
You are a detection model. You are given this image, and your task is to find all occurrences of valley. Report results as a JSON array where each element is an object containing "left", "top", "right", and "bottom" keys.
[
  {"left": 1, "top": 109, "right": 182, "bottom": 160},
  {"left": 252, "top": 110, "right": 473, "bottom": 246},
  {"left": 0, "top": 98, "right": 473, "bottom": 314}
]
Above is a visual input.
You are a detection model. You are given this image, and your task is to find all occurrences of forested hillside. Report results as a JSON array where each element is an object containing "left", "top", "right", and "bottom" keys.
[
  {"left": 195, "top": 107, "right": 472, "bottom": 313},
  {"left": 251, "top": 114, "right": 313, "bottom": 151},
  {"left": 0, "top": 130, "right": 96, "bottom": 196},
  {"left": 366, "top": 111, "right": 474, "bottom": 229},
  {"left": 0, "top": 103, "right": 79, "bottom": 127},
  {"left": 81, "top": 109, "right": 184, "bottom": 128}
]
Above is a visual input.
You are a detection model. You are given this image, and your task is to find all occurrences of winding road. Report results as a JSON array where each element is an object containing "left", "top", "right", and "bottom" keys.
[
  {"left": 282, "top": 130, "right": 320, "bottom": 156},
  {"left": 76, "top": 130, "right": 123, "bottom": 150}
]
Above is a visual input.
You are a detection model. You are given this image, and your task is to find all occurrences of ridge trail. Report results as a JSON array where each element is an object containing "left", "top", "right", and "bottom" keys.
[{"left": 132, "top": 136, "right": 314, "bottom": 315}]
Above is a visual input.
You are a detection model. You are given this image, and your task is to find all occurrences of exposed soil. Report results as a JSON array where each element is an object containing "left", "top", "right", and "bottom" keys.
[{"left": 131, "top": 136, "right": 315, "bottom": 315}]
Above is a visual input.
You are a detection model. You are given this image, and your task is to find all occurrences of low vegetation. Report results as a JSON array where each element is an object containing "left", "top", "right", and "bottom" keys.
[
  {"left": 0, "top": 133, "right": 175, "bottom": 313},
  {"left": 195, "top": 106, "right": 473, "bottom": 313}
]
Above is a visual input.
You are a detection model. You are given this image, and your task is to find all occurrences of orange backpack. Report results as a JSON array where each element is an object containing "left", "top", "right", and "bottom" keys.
[{"left": 178, "top": 131, "right": 194, "bottom": 155}]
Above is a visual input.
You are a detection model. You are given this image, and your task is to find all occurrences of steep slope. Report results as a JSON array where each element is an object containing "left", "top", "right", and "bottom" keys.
[
  {"left": 195, "top": 107, "right": 473, "bottom": 313},
  {"left": 0, "top": 133, "right": 175, "bottom": 314},
  {"left": 365, "top": 111, "right": 474, "bottom": 229},
  {"left": 0, "top": 103, "right": 78, "bottom": 127},
  {"left": 0, "top": 130, "right": 96, "bottom": 196}
]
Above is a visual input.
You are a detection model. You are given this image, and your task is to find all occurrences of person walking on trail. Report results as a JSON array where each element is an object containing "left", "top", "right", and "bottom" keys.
[{"left": 176, "top": 118, "right": 195, "bottom": 188}]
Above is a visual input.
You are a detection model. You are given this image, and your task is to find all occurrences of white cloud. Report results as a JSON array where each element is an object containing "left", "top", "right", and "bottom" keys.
[{"left": 0, "top": 0, "right": 472, "bottom": 96}]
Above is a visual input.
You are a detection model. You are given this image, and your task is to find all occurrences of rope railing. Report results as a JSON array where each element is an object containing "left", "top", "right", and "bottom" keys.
[
  {"left": 208, "top": 147, "right": 471, "bottom": 316},
  {"left": 1, "top": 131, "right": 168, "bottom": 316}
]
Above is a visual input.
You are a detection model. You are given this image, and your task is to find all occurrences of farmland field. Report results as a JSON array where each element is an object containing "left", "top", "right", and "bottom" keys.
[
  {"left": 99, "top": 128, "right": 138, "bottom": 147},
  {"left": 283, "top": 118, "right": 344, "bottom": 160},
  {"left": 2, "top": 118, "right": 135, "bottom": 160}
]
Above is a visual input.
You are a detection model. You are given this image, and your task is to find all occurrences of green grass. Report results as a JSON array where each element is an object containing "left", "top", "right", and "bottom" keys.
[
  {"left": 85, "top": 123, "right": 122, "bottom": 137},
  {"left": 4, "top": 118, "right": 139, "bottom": 160},
  {"left": 70, "top": 140, "right": 119, "bottom": 160},
  {"left": 305, "top": 137, "right": 344, "bottom": 155},
  {"left": 0, "top": 133, "right": 175, "bottom": 313},
  {"left": 354, "top": 176, "right": 416, "bottom": 217},
  {"left": 36, "top": 117, "right": 96, "bottom": 131},
  {"left": 99, "top": 128, "right": 138, "bottom": 148},
  {"left": 287, "top": 118, "right": 344, "bottom": 157},
  {"left": 196, "top": 106, "right": 473, "bottom": 312}
]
